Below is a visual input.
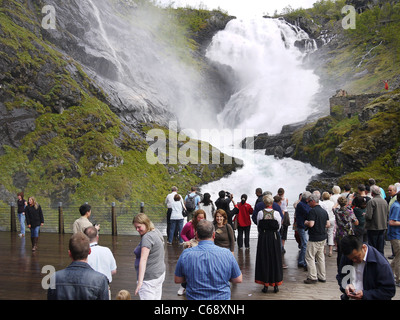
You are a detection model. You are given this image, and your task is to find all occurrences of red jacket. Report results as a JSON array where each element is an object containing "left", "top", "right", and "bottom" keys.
[{"left": 237, "top": 202, "right": 253, "bottom": 227}]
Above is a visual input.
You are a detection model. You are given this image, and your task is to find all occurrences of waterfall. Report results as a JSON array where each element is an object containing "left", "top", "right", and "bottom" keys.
[
  {"left": 206, "top": 18, "right": 320, "bottom": 135},
  {"left": 199, "top": 17, "right": 322, "bottom": 214},
  {"left": 87, "top": 0, "right": 123, "bottom": 77}
]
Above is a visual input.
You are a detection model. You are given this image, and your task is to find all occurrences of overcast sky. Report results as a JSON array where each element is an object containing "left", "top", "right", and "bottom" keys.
[{"left": 156, "top": 0, "right": 318, "bottom": 17}]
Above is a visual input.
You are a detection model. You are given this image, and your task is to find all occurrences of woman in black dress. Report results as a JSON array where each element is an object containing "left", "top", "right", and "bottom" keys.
[{"left": 255, "top": 195, "right": 283, "bottom": 293}]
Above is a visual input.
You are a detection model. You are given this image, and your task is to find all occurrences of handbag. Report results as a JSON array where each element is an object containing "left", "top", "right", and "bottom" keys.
[
  {"left": 233, "top": 216, "right": 238, "bottom": 230},
  {"left": 182, "top": 208, "right": 188, "bottom": 217}
]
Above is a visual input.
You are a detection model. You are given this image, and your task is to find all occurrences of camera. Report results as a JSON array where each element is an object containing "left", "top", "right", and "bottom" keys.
[{"left": 225, "top": 191, "right": 231, "bottom": 198}]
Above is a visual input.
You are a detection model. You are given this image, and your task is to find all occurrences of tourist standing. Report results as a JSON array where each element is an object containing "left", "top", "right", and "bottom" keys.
[
  {"left": 184, "top": 187, "right": 201, "bottom": 222},
  {"left": 320, "top": 192, "right": 335, "bottom": 256},
  {"left": 25, "top": 196, "right": 44, "bottom": 252},
  {"left": 236, "top": 194, "right": 253, "bottom": 250},
  {"left": 388, "top": 193, "right": 400, "bottom": 286},
  {"left": 255, "top": 195, "right": 283, "bottom": 293},
  {"left": 365, "top": 185, "right": 389, "bottom": 254},
  {"left": 213, "top": 209, "right": 235, "bottom": 253},
  {"left": 72, "top": 203, "right": 99, "bottom": 234},
  {"left": 48, "top": 232, "right": 109, "bottom": 300},
  {"left": 174, "top": 220, "right": 242, "bottom": 300},
  {"left": 337, "top": 235, "right": 395, "bottom": 300},
  {"left": 331, "top": 185, "right": 341, "bottom": 205},
  {"left": 334, "top": 196, "right": 359, "bottom": 270},
  {"left": 352, "top": 195, "right": 367, "bottom": 242},
  {"left": 84, "top": 226, "right": 117, "bottom": 297},
  {"left": 17, "top": 192, "right": 27, "bottom": 238},
  {"left": 133, "top": 213, "right": 165, "bottom": 300},
  {"left": 165, "top": 186, "right": 178, "bottom": 240},
  {"left": 168, "top": 194, "right": 185, "bottom": 245},
  {"left": 199, "top": 193, "right": 215, "bottom": 222},
  {"left": 304, "top": 193, "right": 330, "bottom": 284},
  {"left": 295, "top": 191, "right": 311, "bottom": 269},
  {"left": 181, "top": 209, "right": 206, "bottom": 248},
  {"left": 277, "top": 188, "right": 290, "bottom": 252}
]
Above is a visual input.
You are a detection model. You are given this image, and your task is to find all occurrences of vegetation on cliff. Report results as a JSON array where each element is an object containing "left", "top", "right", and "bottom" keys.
[
  {"left": 272, "top": 0, "right": 400, "bottom": 190},
  {"left": 292, "top": 89, "right": 400, "bottom": 189},
  {"left": 0, "top": 0, "right": 239, "bottom": 207}
]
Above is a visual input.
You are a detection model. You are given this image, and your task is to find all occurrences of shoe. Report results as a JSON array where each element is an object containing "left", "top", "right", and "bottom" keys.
[
  {"left": 167, "top": 242, "right": 172, "bottom": 245},
  {"left": 282, "top": 264, "right": 288, "bottom": 269},
  {"left": 261, "top": 286, "right": 268, "bottom": 293},
  {"left": 177, "top": 285, "right": 186, "bottom": 296},
  {"left": 274, "top": 286, "right": 279, "bottom": 293},
  {"left": 388, "top": 255, "right": 395, "bottom": 260},
  {"left": 318, "top": 278, "right": 326, "bottom": 283},
  {"left": 304, "top": 278, "right": 317, "bottom": 284}
]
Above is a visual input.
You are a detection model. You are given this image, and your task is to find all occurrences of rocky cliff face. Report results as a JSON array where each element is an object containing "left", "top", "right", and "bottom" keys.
[{"left": 0, "top": 0, "right": 239, "bottom": 206}]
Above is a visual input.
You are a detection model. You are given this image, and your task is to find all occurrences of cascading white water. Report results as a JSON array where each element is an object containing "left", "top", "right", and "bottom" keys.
[
  {"left": 76, "top": 1, "right": 323, "bottom": 216},
  {"left": 199, "top": 18, "right": 322, "bottom": 216},
  {"left": 206, "top": 18, "right": 319, "bottom": 135}
]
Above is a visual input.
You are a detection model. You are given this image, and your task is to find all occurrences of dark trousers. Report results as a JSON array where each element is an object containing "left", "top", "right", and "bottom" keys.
[
  {"left": 367, "top": 230, "right": 385, "bottom": 255},
  {"left": 166, "top": 208, "right": 172, "bottom": 238},
  {"left": 237, "top": 226, "right": 251, "bottom": 248}
]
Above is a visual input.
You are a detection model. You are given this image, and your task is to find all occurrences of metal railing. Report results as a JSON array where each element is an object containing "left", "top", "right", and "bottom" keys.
[
  {"left": 0, "top": 202, "right": 167, "bottom": 236},
  {"left": 0, "top": 202, "right": 295, "bottom": 239}
]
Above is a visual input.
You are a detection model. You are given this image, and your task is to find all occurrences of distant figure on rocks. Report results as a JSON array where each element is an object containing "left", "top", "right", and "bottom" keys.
[{"left": 383, "top": 80, "right": 389, "bottom": 91}]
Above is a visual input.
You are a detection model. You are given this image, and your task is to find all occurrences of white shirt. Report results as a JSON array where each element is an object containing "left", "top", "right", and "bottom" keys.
[
  {"left": 165, "top": 191, "right": 177, "bottom": 208},
  {"left": 87, "top": 242, "right": 117, "bottom": 283},
  {"left": 353, "top": 246, "right": 368, "bottom": 292}
]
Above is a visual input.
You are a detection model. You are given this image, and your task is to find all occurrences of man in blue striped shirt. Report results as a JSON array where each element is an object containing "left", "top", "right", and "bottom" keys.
[{"left": 174, "top": 220, "right": 242, "bottom": 300}]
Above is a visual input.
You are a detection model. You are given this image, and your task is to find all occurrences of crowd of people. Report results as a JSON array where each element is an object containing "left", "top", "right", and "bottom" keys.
[{"left": 14, "top": 177, "right": 400, "bottom": 300}]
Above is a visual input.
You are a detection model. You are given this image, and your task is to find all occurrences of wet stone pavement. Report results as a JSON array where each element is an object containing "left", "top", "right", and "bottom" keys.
[{"left": 0, "top": 231, "right": 399, "bottom": 300}]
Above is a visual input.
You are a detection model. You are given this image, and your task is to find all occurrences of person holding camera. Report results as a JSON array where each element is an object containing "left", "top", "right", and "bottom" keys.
[
  {"left": 215, "top": 190, "right": 235, "bottom": 227},
  {"left": 72, "top": 203, "right": 100, "bottom": 234}
]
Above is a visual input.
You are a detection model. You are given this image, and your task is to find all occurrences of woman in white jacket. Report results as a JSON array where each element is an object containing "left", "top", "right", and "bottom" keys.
[{"left": 320, "top": 191, "right": 335, "bottom": 257}]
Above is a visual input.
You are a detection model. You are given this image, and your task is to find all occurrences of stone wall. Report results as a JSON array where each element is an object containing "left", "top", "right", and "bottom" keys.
[{"left": 329, "top": 91, "right": 383, "bottom": 118}]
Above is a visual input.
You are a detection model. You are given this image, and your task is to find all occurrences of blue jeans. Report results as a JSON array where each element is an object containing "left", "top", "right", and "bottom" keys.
[
  {"left": 169, "top": 219, "right": 183, "bottom": 244},
  {"left": 297, "top": 228, "right": 308, "bottom": 267},
  {"left": 18, "top": 213, "right": 26, "bottom": 235},
  {"left": 30, "top": 226, "right": 40, "bottom": 238}
]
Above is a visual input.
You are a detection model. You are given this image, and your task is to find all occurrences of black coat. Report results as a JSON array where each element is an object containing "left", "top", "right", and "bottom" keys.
[{"left": 25, "top": 205, "right": 44, "bottom": 228}]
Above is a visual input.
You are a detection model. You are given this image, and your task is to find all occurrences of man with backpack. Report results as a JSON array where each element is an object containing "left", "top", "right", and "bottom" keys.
[{"left": 185, "top": 187, "right": 201, "bottom": 222}]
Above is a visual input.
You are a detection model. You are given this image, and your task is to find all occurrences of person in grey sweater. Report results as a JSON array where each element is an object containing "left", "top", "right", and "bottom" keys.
[{"left": 365, "top": 185, "right": 389, "bottom": 255}]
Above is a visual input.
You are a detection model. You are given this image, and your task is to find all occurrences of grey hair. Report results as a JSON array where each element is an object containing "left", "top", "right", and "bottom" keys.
[
  {"left": 371, "top": 185, "right": 381, "bottom": 196},
  {"left": 308, "top": 193, "right": 320, "bottom": 203},
  {"left": 301, "top": 191, "right": 311, "bottom": 200},
  {"left": 196, "top": 220, "right": 215, "bottom": 240}
]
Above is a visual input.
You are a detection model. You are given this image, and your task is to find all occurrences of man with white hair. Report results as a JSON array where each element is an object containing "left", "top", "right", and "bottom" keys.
[{"left": 366, "top": 185, "right": 389, "bottom": 255}]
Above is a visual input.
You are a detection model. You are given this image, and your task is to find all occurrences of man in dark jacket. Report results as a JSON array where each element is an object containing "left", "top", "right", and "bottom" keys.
[
  {"left": 337, "top": 235, "right": 396, "bottom": 300},
  {"left": 48, "top": 232, "right": 109, "bottom": 300},
  {"left": 295, "top": 191, "right": 311, "bottom": 269}
]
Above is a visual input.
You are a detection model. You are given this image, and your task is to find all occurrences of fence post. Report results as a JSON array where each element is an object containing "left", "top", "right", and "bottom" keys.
[
  {"left": 111, "top": 202, "right": 117, "bottom": 236},
  {"left": 58, "top": 202, "right": 64, "bottom": 234},
  {"left": 140, "top": 202, "right": 145, "bottom": 213},
  {"left": 10, "top": 202, "right": 16, "bottom": 232}
]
